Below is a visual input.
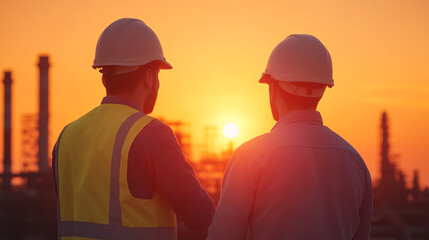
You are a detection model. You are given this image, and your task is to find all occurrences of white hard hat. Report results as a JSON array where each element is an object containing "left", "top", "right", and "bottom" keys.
[
  {"left": 93, "top": 18, "right": 172, "bottom": 71},
  {"left": 260, "top": 34, "right": 334, "bottom": 97}
]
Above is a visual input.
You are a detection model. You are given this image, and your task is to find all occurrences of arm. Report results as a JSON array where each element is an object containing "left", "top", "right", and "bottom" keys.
[
  {"left": 52, "top": 126, "right": 69, "bottom": 198},
  {"left": 52, "top": 143, "right": 58, "bottom": 197},
  {"left": 353, "top": 168, "right": 373, "bottom": 240},
  {"left": 208, "top": 147, "right": 256, "bottom": 240},
  {"left": 143, "top": 121, "right": 215, "bottom": 232}
]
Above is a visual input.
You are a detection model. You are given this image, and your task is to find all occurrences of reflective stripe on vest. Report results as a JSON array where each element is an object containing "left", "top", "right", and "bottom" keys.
[
  {"left": 55, "top": 105, "right": 176, "bottom": 240},
  {"left": 58, "top": 221, "right": 175, "bottom": 240}
]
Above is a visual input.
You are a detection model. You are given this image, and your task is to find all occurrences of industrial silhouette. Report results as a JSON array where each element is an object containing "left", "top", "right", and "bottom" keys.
[
  {"left": 2, "top": 71, "right": 11, "bottom": 194},
  {"left": 0, "top": 57, "right": 428, "bottom": 239},
  {"left": 0, "top": 56, "right": 56, "bottom": 239},
  {"left": 371, "top": 112, "right": 429, "bottom": 240}
]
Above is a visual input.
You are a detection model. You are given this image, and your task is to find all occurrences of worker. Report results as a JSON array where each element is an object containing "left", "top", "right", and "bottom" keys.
[
  {"left": 52, "top": 18, "right": 215, "bottom": 240},
  {"left": 208, "top": 34, "right": 372, "bottom": 239}
]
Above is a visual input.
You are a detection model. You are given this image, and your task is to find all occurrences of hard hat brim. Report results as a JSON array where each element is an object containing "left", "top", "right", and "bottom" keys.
[
  {"left": 92, "top": 59, "right": 173, "bottom": 70},
  {"left": 278, "top": 81, "right": 326, "bottom": 97},
  {"left": 259, "top": 73, "right": 334, "bottom": 88},
  {"left": 259, "top": 73, "right": 270, "bottom": 83},
  {"left": 157, "top": 60, "right": 173, "bottom": 70}
]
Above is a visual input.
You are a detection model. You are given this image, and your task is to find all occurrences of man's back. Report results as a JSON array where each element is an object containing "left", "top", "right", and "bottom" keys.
[{"left": 209, "top": 110, "right": 372, "bottom": 240}]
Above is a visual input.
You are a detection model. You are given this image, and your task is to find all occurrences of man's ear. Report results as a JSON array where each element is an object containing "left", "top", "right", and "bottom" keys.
[
  {"left": 102, "top": 75, "right": 106, "bottom": 87},
  {"left": 269, "top": 83, "right": 276, "bottom": 102},
  {"left": 143, "top": 68, "right": 153, "bottom": 89}
]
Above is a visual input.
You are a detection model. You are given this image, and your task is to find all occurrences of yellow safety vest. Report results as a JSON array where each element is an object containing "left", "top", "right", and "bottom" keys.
[{"left": 54, "top": 104, "right": 177, "bottom": 240}]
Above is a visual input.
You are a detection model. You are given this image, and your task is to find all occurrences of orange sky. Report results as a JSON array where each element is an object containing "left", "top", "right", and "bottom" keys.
[{"left": 0, "top": 0, "right": 429, "bottom": 186}]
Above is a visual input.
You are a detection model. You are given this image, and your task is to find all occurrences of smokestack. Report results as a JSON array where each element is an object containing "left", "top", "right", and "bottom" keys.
[
  {"left": 2, "top": 71, "right": 12, "bottom": 193},
  {"left": 380, "top": 112, "right": 390, "bottom": 177},
  {"left": 38, "top": 56, "right": 49, "bottom": 173}
]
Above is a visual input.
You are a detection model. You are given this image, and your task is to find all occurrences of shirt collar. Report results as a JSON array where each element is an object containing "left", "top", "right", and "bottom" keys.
[
  {"left": 101, "top": 96, "right": 142, "bottom": 112},
  {"left": 271, "top": 110, "right": 323, "bottom": 132}
]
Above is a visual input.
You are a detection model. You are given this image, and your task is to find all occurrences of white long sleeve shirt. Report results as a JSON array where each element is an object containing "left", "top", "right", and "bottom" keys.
[{"left": 208, "top": 110, "right": 372, "bottom": 240}]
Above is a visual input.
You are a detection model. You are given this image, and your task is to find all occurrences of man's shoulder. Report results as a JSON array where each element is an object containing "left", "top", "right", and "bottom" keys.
[
  {"left": 234, "top": 132, "right": 273, "bottom": 159},
  {"left": 236, "top": 125, "right": 364, "bottom": 160},
  {"left": 133, "top": 117, "right": 177, "bottom": 145},
  {"left": 321, "top": 126, "right": 362, "bottom": 155},
  {"left": 142, "top": 118, "right": 174, "bottom": 134},
  {"left": 321, "top": 126, "right": 370, "bottom": 173}
]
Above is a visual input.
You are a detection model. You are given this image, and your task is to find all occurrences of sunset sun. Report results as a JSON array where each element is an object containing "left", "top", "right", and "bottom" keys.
[{"left": 223, "top": 123, "right": 239, "bottom": 138}]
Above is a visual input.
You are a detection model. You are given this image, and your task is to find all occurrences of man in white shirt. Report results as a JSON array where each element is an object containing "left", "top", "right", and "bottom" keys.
[{"left": 208, "top": 34, "right": 372, "bottom": 240}]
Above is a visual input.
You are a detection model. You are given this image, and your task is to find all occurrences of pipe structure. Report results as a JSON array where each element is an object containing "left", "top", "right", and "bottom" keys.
[
  {"left": 38, "top": 56, "right": 50, "bottom": 173},
  {"left": 2, "top": 71, "right": 12, "bottom": 193}
]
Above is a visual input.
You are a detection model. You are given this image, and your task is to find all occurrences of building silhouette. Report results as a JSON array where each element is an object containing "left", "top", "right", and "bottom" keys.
[
  {"left": 0, "top": 56, "right": 56, "bottom": 239},
  {"left": 166, "top": 122, "right": 231, "bottom": 206},
  {"left": 371, "top": 112, "right": 429, "bottom": 240},
  {"left": 2, "top": 71, "right": 12, "bottom": 194}
]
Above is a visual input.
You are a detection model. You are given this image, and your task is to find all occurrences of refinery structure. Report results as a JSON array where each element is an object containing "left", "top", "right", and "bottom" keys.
[
  {"left": 0, "top": 56, "right": 56, "bottom": 239},
  {"left": 0, "top": 56, "right": 429, "bottom": 239}
]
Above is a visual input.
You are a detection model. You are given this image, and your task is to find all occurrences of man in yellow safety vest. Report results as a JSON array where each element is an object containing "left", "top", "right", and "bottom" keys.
[{"left": 52, "top": 18, "right": 215, "bottom": 240}]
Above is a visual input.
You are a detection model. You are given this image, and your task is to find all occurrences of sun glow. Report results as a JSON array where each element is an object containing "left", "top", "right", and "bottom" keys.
[{"left": 223, "top": 123, "right": 239, "bottom": 138}]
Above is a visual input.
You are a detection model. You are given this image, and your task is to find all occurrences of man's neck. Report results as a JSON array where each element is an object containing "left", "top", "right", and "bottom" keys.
[
  {"left": 278, "top": 106, "right": 317, "bottom": 120},
  {"left": 106, "top": 93, "right": 144, "bottom": 112}
]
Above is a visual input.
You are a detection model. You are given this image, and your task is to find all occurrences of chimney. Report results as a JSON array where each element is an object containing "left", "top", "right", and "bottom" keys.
[
  {"left": 2, "top": 71, "right": 12, "bottom": 193},
  {"left": 38, "top": 56, "right": 49, "bottom": 173}
]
